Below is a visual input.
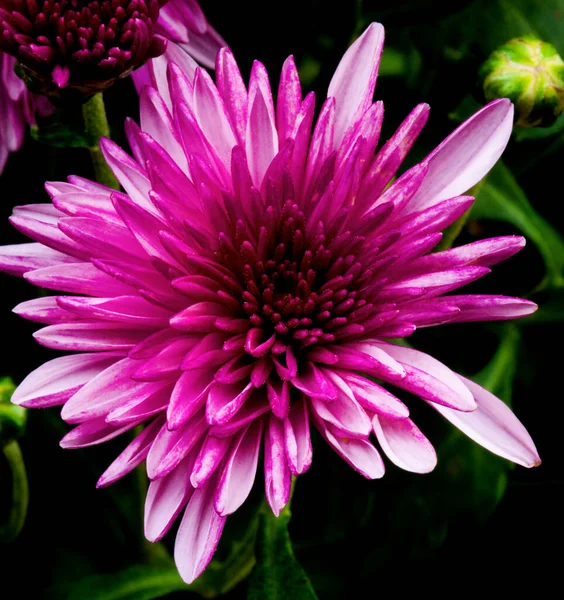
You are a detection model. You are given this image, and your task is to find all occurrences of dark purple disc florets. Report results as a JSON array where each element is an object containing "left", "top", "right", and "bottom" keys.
[
  {"left": 0, "top": 0, "right": 166, "bottom": 96},
  {"left": 219, "top": 198, "right": 377, "bottom": 362}
]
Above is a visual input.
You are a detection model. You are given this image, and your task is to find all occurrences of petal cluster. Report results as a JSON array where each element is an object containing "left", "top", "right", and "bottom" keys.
[{"left": 0, "top": 23, "right": 540, "bottom": 583}]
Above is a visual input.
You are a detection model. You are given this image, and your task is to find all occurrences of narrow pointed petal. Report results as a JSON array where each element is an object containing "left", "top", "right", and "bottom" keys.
[
  {"left": 146, "top": 414, "right": 207, "bottom": 480},
  {"left": 97, "top": 417, "right": 164, "bottom": 487},
  {"left": 264, "top": 416, "right": 292, "bottom": 516},
  {"left": 190, "top": 435, "right": 231, "bottom": 488},
  {"left": 374, "top": 342, "right": 477, "bottom": 411},
  {"left": 174, "top": 477, "right": 227, "bottom": 584},
  {"left": 12, "top": 352, "right": 120, "bottom": 408},
  {"left": 246, "top": 88, "right": 279, "bottom": 188},
  {"left": 343, "top": 372, "right": 410, "bottom": 420},
  {"left": 214, "top": 420, "right": 264, "bottom": 516},
  {"left": 327, "top": 23, "right": 385, "bottom": 146},
  {"left": 145, "top": 455, "right": 195, "bottom": 542},
  {"left": 283, "top": 397, "right": 312, "bottom": 475},
  {"left": 407, "top": 99, "right": 514, "bottom": 213},
  {"left": 432, "top": 375, "right": 541, "bottom": 467}
]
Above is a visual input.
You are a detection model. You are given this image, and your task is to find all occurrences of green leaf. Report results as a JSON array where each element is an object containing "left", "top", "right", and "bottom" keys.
[
  {"left": 46, "top": 505, "right": 259, "bottom": 600},
  {"left": 30, "top": 123, "right": 95, "bottom": 149},
  {"left": 471, "top": 161, "right": 564, "bottom": 288},
  {"left": 435, "top": 0, "right": 564, "bottom": 58},
  {"left": 47, "top": 565, "right": 187, "bottom": 600},
  {"left": 473, "top": 324, "right": 520, "bottom": 402},
  {"left": 384, "top": 326, "right": 521, "bottom": 557},
  {"left": 248, "top": 497, "right": 317, "bottom": 600},
  {"left": 525, "top": 286, "right": 564, "bottom": 323}
]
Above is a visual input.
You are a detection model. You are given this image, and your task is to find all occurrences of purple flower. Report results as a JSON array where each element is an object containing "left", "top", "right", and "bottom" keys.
[
  {"left": 0, "top": 50, "right": 53, "bottom": 172},
  {"left": 0, "top": 0, "right": 224, "bottom": 96},
  {"left": 0, "top": 0, "right": 169, "bottom": 96},
  {"left": 0, "top": 23, "right": 540, "bottom": 583}
]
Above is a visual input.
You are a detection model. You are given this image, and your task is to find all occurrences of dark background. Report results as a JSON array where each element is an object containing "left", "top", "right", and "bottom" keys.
[{"left": 1, "top": 0, "right": 562, "bottom": 597}]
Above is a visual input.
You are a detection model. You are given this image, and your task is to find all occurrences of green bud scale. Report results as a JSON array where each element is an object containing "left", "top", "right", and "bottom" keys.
[{"left": 479, "top": 36, "right": 564, "bottom": 128}]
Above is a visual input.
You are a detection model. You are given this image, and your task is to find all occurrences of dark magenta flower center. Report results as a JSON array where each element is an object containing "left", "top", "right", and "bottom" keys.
[
  {"left": 223, "top": 200, "right": 376, "bottom": 359},
  {"left": 0, "top": 0, "right": 165, "bottom": 92}
]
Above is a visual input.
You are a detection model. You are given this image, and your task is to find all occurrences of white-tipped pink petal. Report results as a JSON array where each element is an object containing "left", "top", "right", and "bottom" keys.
[
  {"left": 97, "top": 417, "right": 164, "bottom": 487},
  {"left": 214, "top": 419, "right": 264, "bottom": 516},
  {"left": 190, "top": 434, "right": 231, "bottom": 488},
  {"left": 11, "top": 352, "right": 120, "bottom": 408},
  {"left": 174, "top": 477, "right": 227, "bottom": 584},
  {"left": 61, "top": 359, "right": 166, "bottom": 423},
  {"left": 372, "top": 415, "right": 437, "bottom": 473},
  {"left": 407, "top": 99, "right": 514, "bottom": 213},
  {"left": 264, "top": 415, "right": 292, "bottom": 516},
  {"left": 145, "top": 455, "right": 195, "bottom": 542},
  {"left": 374, "top": 342, "right": 477, "bottom": 412},
  {"left": 283, "top": 396, "right": 312, "bottom": 475},
  {"left": 327, "top": 22, "right": 385, "bottom": 146},
  {"left": 317, "top": 419, "right": 385, "bottom": 479},
  {"left": 432, "top": 375, "right": 541, "bottom": 468},
  {"left": 246, "top": 87, "right": 279, "bottom": 188}
]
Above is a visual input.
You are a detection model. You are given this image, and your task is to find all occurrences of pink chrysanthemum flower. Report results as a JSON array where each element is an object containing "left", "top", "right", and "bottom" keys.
[
  {"left": 0, "top": 0, "right": 223, "bottom": 95},
  {"left": 0, "top": 24, "right": 540, "bottom": 583},
  {"left": 0, "top": 50, "right": 53, "bottom": 173}
]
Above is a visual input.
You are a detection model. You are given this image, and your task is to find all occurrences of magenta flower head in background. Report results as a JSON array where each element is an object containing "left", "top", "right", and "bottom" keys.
[
  {"left": 0, "top": 23, "right": 540, "bottom": 583},
  {"left": 0, "top": 50, "right": 53, "bottom": 172},
  {"left": 0, "top": 0, "right": 224, "bottom": 172}
]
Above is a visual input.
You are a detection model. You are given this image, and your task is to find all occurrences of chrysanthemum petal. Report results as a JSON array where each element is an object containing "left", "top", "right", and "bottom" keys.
[
  {"left": 216, "top": 47, "right": 248, "bottom": 145},
  {"left": 12, "top": 352, "right": 121, "bottom": 408},
  {"left": 97, "top": 417, "right": 165, "bottom": 488},
  {"left": 145, "top": 454, "right": 195, "bottom": 542},
  {"left": 246, "top": 85, "right": 279, "bottom": 188},
  {"left": 174, "top": 477, "right": 227, "bottom": 584},
  {"left": 327, "top": 23, "right": 385, "bottom": 146},
  {"left": 264, "top": 415, "right": 292, "bottom": 516},
  {"left": 344, "top": 372, "right": 410, "bottom": 420},
  {"left": 372, "top": 415, "right": 437, "bottom": 473},
  {"left": 317, "top": 420, "right": 385, "bottom": 479},
  {"left": 214, "top": 420, "right": 264, "bottom": 516},
  {"left": 190, "top": 434, "right": 231, "bottom": 488},
  {"left": 146, "top": 413, "right": 207, "bottom": 480},
  {"left": 283, "top": 396, "right": 312, "bottom": 475},
  {"left": 432, "top": 375, "right": 541, "bottom": 467},
  {"left": 407, "top": 99, "right": 514, "bottom": 213},
  {"left": 61, "top": 358, "right": 168, "bottom": 423},
  {"left": 0, "top": 243, "right": 75, "bottom": 276},
  {"left": 374, "top": 342, "right": 477, "bottom": 411}
]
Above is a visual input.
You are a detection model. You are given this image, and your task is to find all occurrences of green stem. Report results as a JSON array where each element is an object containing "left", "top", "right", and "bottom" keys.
[
  {"left": 436, "top": 180, "right": 484, "bottom": 251},
  {"left": 0, "top": 440, "right": 29, "bottom": 543},
  {"left": 82, "top": 94, "right": 120, "bottom": 189}
]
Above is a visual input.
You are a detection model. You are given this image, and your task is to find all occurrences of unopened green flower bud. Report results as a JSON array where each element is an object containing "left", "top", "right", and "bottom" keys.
[{"left": 479, "top": 37, "right": 564, "bottom": 128}]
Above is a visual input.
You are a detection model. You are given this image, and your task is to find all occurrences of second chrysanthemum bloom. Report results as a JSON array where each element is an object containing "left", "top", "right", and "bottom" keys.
[{"left": 0, "top": 23, "right": 540, "bottom": 584}]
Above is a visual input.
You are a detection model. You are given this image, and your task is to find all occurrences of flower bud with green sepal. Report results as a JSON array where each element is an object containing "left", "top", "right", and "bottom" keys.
[{"left": 479, "top": 37, "right": 564, "bottom": 128}]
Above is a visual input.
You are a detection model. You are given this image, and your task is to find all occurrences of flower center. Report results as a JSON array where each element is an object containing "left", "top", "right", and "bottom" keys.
[{"left": 222, "top": 200, "right": 375, "bottom": 359}]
